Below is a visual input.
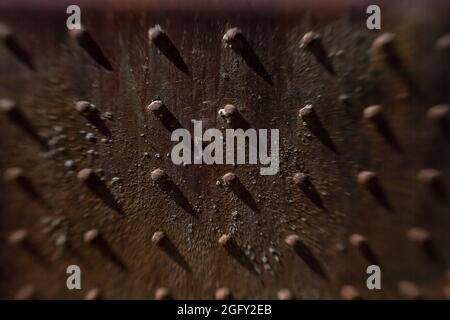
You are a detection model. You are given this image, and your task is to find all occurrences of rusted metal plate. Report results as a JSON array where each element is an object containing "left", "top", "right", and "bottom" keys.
[{"left": 0, "top": 1, "right": 449, "bottom": 299}]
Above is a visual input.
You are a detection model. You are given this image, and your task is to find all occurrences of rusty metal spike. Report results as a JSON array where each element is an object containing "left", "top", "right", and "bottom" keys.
[
  {"left": 146, "top": 100, "right": 183, "bottom": 132},
  {"left": 151, "top": 230, "right": 166, "bottom": 246},
  {"left": 363, "top": 105, "right": 403, "bottom": 153},
  {"left": 146, "top": 99, "right": 183, "bottom": 132},
  {"left": 84, "top": 229, "right": 127, "bottom": 271},
  {"left": 77, "top": 168, "right": 96, "bottom": 184},
  {"left": 407, "top": 227, "right": 430, "bottom": 244},
  {"left": 147, "top": 100, "right": 166, "bottom": 117},
  {"left": 77, "top": 168, "right": 124, "bottom": 215},
  {"left": 300, "top": 32, "right": 335, "bottom": 75},
  {"left": 74, "top": 101, "right": 110, "bottom": 136},
  {"left": 218, "top": 104, "right": 251, "bottom": 130},
  {"left": 148, "top": 25, "right": 190, "bottom": 75},
  {"left": 221, "top": 172, "right": 259, "bottom": 212},
  {"left": 277, "top": 289, "right": 295, "bottom": 300},
  {"left": 152, "top": 231, "right": 191, "bottom": 272},
  {"left": 340, "top": 285, "right": 361, "bottom": 300},
  {"left": 397, "top": 281, "right": 422, "bottom": 299},
  {"left": 218, "top": 104, "right": 238, "bottom": 119},
  {"left": 3, "top": 167, "right": 43, "bottom": 201},
  {"left": 427, "top": 105, "right": 449, "bottom": 140},
  {"left": 69, "top": 26, "right": 113, "bottom": 71},
  {"left": 407, "top": 227, "right": 443, "bottom": 264},
  {"left": 370, "top": 33, "right": 418, "bottom": 93},
  {"left": 14, "top": 285, "right": 36, "bottom": 300},
  {"left": 285, "top": 234, "right": 328, "bottom": 280},
  {"left": 436, "top": 34, "right": 450, "bottom": 52},
  {"left": 155, "top": 287, "right": 172, "bottom": 300},
  {"left": 151, "top": 169, "right": 196, "bottom": 216},
  {"left": 218, "top": 234, "right": 233, "bottom": 248},
  {"left": 83, "top": 229, "right": 102, "bottom": 245},
  {"left": 215, "top": 287, "right": 233, "bottom": 300},
  {"left": 218, "top": 234, "right": 257, "bottom": 274},
  {"left": 299, "top": 104, "right": 338, "bottom": 153},
  {"left": 151, "top": 168, "right": 167, "bottom": 183},
  {"left": 293, "top": 172, "right": 325, "bottom": 209},
  {"left": 85, "top": 288, "right": 102, "bottom": 300},
  {"left": 417, "top": 168, "right": 447, "bottom": 200},
  {"left": 0, "top": 98, "right": 48, "bottom": 149},
  {"left": 223, "top": 27, "right": 273, "bottom": 85},
  {"left": 8, "top": 229, "right": 49, "bottom": 267},
  {"left": 349, "top": 233, "right": 381, "bottom": 266},
  {"left": 221, "top": 172, "right": 238, "bottom": 187},
  {"left": 357, "top": 171, "right": 393, "bottom": 211},
  {"left": 0, "top": 23, "right": 35, "bottom": 71},
  {"left": 8, "top": 229, "right": 29, "bottom": 247}
]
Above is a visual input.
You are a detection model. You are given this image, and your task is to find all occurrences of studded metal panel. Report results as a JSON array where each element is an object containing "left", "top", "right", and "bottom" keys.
[{"left": 0, "top": 1, "right": 449, "bottom": 299}]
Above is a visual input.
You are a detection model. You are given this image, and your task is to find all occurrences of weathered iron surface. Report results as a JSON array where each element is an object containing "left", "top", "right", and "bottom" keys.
[{"left": 0, "top": 1, "right": 449, "bottom": 299}]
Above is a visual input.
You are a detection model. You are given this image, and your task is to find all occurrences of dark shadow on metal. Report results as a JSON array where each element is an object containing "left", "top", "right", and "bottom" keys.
[
  {"left": 23, "top": 242, "right": 51, "bottom": 269},
  {"left": 94, "top": 236, "right": 128, "bottom": 272},
  {"left": 421, "top": 239, "right": 447, "bottom": 266},
  {"left": 5, "top": 108, "right": 48, "bottom": 150},
  {"left": 223, "top": 238, "right": 258, "bottom": 275},
  {"left": 158, "top": 237, "right": 192, "bottom": 273},
  {"left": 158, "top": 180, "right": 197, "bottom": 217},
  {"left": 303, "top": 110, "right": 339, "bottom": 154},
  {"left": 2, "top": 34, "right": 36, "bottom": 71},
  {"left": 151, "top": 31, "right": 190, "bottom": 76},
  {"left": 81, "top": 108, "right": 111, "bottom": 137},
  {"left": 229, "top": 180, "right": 259, "bottom": 213},
  {"left": 225, "top": 31, "right": 273, "bottom": 85},
  {"left": 84, "top": 175, "right": 124, "bottom": 215},
  {"left": 297, "top": 177, "right": 325, "bottom": 210},
  {"left": 429, "top": 179, "right": 448, "bottom": 203},
  {"left": 372, "top": 116, "right": 404, "bottom": 154},
  {"left": 365, "top": 178, "right": 394, "bottom": 212},
  {"left": 70, "top": 28, "right": 113, "bottom": 71},
  {"left": 292, "top": 241, "right": 329, "bottom": 281},
  {"left": 306, "top": 43, "right": 335, "bottom": 75},
  {"left": 359, "top": 241, "right": 382, "bottom": 267},
  {"left": 16, "top": 175, "right": 46, "bottom": 205},
  {"left": 150, "top": 102, "right": 184, "bottom": 133},
  {"left": 226, "top": 112, "right": 252, "bottom": 131}
]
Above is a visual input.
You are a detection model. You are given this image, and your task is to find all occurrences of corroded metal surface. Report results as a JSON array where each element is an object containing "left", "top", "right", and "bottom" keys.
[{"left": 0, "top": 1, "right": 449, "bottom": 299}]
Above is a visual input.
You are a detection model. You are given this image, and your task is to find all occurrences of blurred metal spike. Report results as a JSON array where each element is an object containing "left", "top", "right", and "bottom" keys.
[
  {"left": 357, "top": 171, "right": 393, "bottom": 211},
  {"left": 148, "top": 25, "right": 190, "bottom": 75},
  {"left": 85, "top": 288, "right": 102, "bottom": 300},
  {"left": 340, "top": 285, "right": 361, "bottom": 300},
  {"left": 427, "top": 105, "right": 449, "bottom": 140},
  {"left": 397, "top": 281, "right": 422, "bottom": 299},
  {"left": 69, "top": 26, "right": 113, "bottom": 71},
  {"left": 14, "top": 285, "right": 36, "bottom": 300},
  {"left": 155, "top": 287, "right": 172, "bottom": 300},
  {"left": 0, "top": 99, "right": 48, "bottom": 149},
  {"left": 363, "top": 105, "right": 403, "bottom": 153},
  {"left": 277, "top": 289, "right": 295, "bottom": 300},
  {"left": 0, "top": 23, "right": 35, "bottom": 71},
  {"left": 301, "top": 31, "right": 335, "bottom": 75},
  {"left": 215, "top": 287, "right": 233, "bottom": 300},
  {"left": 349, "top": 233, "right": 381, "bottom": 266}
]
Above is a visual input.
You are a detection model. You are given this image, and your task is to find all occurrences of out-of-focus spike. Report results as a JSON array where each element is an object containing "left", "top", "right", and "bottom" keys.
[
  {"left": 69, "top": 26, "right": 113, "bottom": 71},
  {"left": 0, "top": 23, "right": 35, "bottom": 71}
]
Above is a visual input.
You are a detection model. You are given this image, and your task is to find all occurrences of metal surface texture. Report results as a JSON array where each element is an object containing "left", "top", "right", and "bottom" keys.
[{"left": 0, "top": 0, "right": 449, "bottom": 299}]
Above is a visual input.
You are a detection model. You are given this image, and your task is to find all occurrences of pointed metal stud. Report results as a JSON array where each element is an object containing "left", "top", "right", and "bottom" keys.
[
  {"left": 0, "top": 23, "right": 35, "bottom": 71},
  {"left": 69, "top": 26, "right": 113, "bottom": 71}
]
